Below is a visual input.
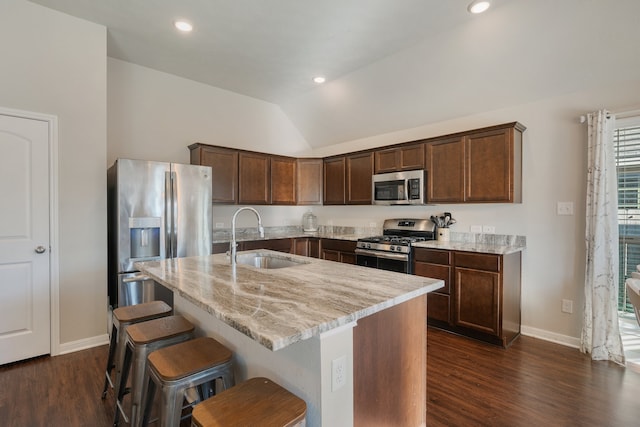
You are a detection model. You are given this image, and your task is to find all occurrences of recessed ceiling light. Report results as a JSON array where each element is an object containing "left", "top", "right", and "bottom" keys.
[
  {"left": 313, "top": 76, "right": 326, "bottom": 84},
  {"left": 467, "top": 0, "right": 491, "bottom": 14},
  {"left": 174, "top": 20, "right": 193, "bottom": 32}
]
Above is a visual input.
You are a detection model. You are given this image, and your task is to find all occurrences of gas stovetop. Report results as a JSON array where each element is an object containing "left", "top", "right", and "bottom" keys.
[{"left": 356, "top": 218, "right": 435, "bottom": 254}]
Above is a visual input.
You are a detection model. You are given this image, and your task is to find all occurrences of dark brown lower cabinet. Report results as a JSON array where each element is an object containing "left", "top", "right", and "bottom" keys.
[
  {"left": 414, "top": 247, "right": 521, "bottom": 348},
  {"left": 293, "top": 238, "right": 320, "bottom": 258},
  {"left": 320, "top": 238, "right": 356, "bottom": 265}
]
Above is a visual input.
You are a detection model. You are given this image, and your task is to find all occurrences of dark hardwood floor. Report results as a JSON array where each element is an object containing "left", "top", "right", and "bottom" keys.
[
  {"left": 1, "top": 327, "right": 639, "bottom": 426},
  {"left": 427, "top": 327, "right": 640, "bottom": 426}
]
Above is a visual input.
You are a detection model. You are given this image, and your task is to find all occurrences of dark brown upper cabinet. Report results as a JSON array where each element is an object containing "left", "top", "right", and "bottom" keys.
[
  {"left": 426, "top": 136, "right": 466, "bottom": 203},
  {"left": 189, "top": 143, "right": 238, "bottom": 204},
  {"left": 323, "top": 156, "right": 346, "bottom": 205},
  {"left": 426, "top": 122, "right": 525, "bottom": 203},
  {"left": 238, "top": 151, "right": 270, "bottom": 204},
  {"left": 465, "top": 126, "right": 523, "bottom": 203},
  {"left": 374, "top": 143, "right": 425, "bottom": 173},
  {"left": 346, "top": 152, "right": 374, "bottom": 205},
  {"left": 296, "top": 158, "right": 323, "bottom": 205},
  {"left": 270, "top": 156, "right": 296, "bottom": 205}
]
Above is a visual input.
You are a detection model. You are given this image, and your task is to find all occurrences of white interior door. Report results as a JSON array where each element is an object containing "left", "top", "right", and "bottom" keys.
[{"left": 0, "top": 113, "right": 50, "bottom": 365}]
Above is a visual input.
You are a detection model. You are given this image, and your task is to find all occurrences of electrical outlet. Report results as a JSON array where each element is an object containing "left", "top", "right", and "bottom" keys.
[
  {"left": 215, "top": 222, "right": 225, "bottom": 229},
  {"left": 557, "top": 202, "right": 574, "bottom": 216},
  {"left": 369, "top": 222, "right": 377, "bottom": 228},
  {"left": 561, "top": 299, "right": 573, "bottom": 314},
  {"left": 331, "top": 355, "right": 347, "bottom": 391},
  {"left": 470, "top": 225, "right": 482, "bottom": 233},
  {"left": 482, "top": 225, "right": 496, "bottom": 234}
]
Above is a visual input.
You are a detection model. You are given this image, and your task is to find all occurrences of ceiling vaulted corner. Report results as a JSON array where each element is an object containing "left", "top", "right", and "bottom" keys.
[{"left": 27, "top": 0, "right": 640, "bottom": 147}]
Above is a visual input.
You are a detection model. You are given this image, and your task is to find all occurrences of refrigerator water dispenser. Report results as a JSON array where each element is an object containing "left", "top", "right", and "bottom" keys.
[{"left": 129, "top": 217, "right": 161, "bottom": 260}]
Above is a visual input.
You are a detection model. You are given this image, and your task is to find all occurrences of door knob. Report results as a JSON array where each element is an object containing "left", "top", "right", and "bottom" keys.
[{"left": 35, "top": 246, "right": 46, "bottom": 254}]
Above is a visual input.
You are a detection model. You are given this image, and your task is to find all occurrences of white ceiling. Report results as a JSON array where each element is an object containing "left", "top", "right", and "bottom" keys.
[
  {"left": 27, "top": 0, "right": 479, "bottom": 103},
  {"left": 27, "top": 0, "right": 640, "bottom": 147}
]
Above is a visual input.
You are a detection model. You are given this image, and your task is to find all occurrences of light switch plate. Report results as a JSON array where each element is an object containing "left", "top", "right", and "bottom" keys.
[
  {"left": 482, "top": 225, "right": 496, "bottom": 234},
  {"left": 557, "top": 202, "right": 574, "bottom": 216},
  {"left": 470, "top": 225, "right": 482, "bottom": 233}
]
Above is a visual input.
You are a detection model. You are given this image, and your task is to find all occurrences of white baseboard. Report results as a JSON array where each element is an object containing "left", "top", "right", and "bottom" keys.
[
  {"left": 521, "top": 325, "right": 580, "bottom": 349},
  {"left": 57, "top": 333, "right": 109, "bottom": 355}
]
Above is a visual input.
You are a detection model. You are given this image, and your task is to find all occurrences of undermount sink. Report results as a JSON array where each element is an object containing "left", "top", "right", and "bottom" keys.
[{"left": 235, "top": 253, "right": 308, "bottom": 269}]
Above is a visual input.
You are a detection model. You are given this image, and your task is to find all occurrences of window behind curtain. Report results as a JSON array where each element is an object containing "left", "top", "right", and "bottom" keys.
[{"left": 615, "top": 122, "right": 640, "bottom": 313}]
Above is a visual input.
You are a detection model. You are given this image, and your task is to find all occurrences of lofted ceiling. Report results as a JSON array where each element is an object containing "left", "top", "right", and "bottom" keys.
[{"left": 27, "top": 0, "right": 640, "bottom": 147}]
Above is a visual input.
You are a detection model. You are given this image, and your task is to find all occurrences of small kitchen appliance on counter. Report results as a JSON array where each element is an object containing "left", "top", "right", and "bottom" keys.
[
  {"left": 302, "top": 210, "right": 318, "bottom": 233},
  {"left": 355, "top": 218, "right": 436, "bottom": 273}
]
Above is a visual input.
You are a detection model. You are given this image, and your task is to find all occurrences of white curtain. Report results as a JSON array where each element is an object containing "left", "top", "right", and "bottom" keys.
[{"left": 581, "top": 110, "right": 625, "bottom": 365}]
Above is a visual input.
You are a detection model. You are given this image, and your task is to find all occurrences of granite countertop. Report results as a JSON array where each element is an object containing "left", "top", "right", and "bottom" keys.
[
  {"left": 214, "top": 226, "right": 526, "bottom": 255},
  {"left": 212, "top": 229, "right": 365, "bottom": 244},
  {"left": 413, "top": 240, "right": 525, "bottom": 255},
  {"left": 135, "top": 250, "right": 443, "bottom": 351}
]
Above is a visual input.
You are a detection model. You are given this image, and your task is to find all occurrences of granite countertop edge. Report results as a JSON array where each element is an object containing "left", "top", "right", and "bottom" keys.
[{"left": 136, "top": 252, "right": 444, "bottom": 351}]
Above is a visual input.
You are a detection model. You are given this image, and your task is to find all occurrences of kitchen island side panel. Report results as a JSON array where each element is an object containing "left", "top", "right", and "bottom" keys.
[
  {"left": 173, "top": 293, "right": 354, "bottom": 427},
  {"left": 353, "top": 295, "right": 427, "bottom": 427}
]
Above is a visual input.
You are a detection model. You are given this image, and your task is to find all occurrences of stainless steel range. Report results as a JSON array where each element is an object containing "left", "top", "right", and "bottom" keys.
[{"left": 356, "top": 218, "right": 436, "bottom": 274}]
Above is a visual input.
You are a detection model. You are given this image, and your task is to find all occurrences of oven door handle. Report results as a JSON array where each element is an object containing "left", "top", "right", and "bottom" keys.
[{"left": 355, "top": 248, "right": 409, "bottom": 261}]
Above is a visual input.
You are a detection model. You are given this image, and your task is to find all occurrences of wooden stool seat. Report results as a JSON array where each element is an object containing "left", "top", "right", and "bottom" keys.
[
  {"left": 148, "top": 336, "right": 233, "bottom": 381},
  {"left": 102, "top": 300, "right": 172, "bottom": 400},
  {"left": 126, "top": 314, "right": 195, "bottom": 344},
  {"left": 191, "top": 377, "right": 307, "bottom": 427},
  {"left": 113, "top": 300, "right": 172, "bottom": 323}
]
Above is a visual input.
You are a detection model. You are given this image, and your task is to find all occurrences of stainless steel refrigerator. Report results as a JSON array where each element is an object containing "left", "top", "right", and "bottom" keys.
[{"left": 107, "top": 158, "right": 212, "bottom": 308}]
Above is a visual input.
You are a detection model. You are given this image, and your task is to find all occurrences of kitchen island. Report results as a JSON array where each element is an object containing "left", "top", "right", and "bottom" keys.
[{"left": 136, "top": 250, "right": 443, "bottom": 427}]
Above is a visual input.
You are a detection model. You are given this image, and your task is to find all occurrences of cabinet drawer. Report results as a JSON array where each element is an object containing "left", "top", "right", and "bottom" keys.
[
  {"left": 212, "top": 242, "right": 228, "bottom": 254},
  {"left": 242, "top": 238, "right": 292, "bottom": 253},
  {"left": 454, "top": 252, "right": 500, "bottom": 272},
  {"left": 413, "top": 248, "right": 451, "bottom": 265},
  {"left": 413, "top": 261, "right": 451, "bottom": 294},
  {"left": 320, "top": 238, "right": 357, "bottom": 253}
]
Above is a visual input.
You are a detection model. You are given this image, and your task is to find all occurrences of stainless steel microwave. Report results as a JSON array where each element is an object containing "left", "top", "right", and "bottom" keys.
[{"left": 372, "top": 170, "right": 426, "bottom": 205}]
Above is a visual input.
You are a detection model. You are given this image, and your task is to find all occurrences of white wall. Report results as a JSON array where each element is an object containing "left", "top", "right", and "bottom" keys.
[
  {"left": 107, "top": 58, "right": 311, "bottom": 166},
  {"left": 305, "top": 80, "right": 640, "bottom": 345},
  {"left": 106, "top": 48, "right": 640, "bottom": 345},
  {"left": 0, "top": 0, "right": 107, "bottom": 347}
]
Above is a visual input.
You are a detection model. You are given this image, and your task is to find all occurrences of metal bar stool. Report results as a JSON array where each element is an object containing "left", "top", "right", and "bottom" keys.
[
  {"left": 191, "top": 377, "right": 307, "bottom": 427},
  {"left": 101, "top": 300, "right": 172, "bottom": 399},
  {"left": 114, "top": 315, "right": 195, "bottom": 427},
  {"left": 139, "top": 336, "right": 235, "bottom": 427}
]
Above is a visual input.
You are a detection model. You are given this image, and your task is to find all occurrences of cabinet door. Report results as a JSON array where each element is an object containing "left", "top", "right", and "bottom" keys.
[
  {"left": 426, "top": 137, "right": 465, "bottom": 203},
  {"left": 399, "top": 143, "right": 425, "bottom": 171},
  {"left": 296, "top": 159, "right": 323, "bottom": 205},
  {"left": 346, "top": 152, "right": 373, "bottom": 205},
  {"left": 324, "top": 157, "right": 346, "bottom": 205},
  {"left": 465, "top": 128, "right": 515, "bottom": 202},
  {"left": 239, "top": 152, "right": 270, "bottom": 204},
  {"left": 340, "top": 252, "right": 356, "bottom": 265},
  {"left": 293, "top": 238, "right": 309, "bottom": 256},
  {"left": 454, "top": 267, "right": 500, "bottom": 336},
  {"left": 190, "top": 145, "right": 238, "bottom": 204},
  {"left": 270, "top": 156, "right": 296, "bottom": 205},
  {"left": 322, "top": 249, "right": 341, "bottom": 262},
  {"left": 414, "top": 262, "right": 452, "bottom": 324},
  {"left": 374, "top": 148, "right": 400, "bottom": 173}
]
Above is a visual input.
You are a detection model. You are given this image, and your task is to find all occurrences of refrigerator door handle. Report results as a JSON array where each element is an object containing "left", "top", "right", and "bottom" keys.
[
  {"left": 165, "top": 171, "right": 173, "bottom": 258},
  {"left": 171, "top": 171, "right": 178, "bottom": 258}
]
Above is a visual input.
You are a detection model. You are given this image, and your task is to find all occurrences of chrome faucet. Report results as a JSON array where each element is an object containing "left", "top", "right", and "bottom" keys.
[{"left": 230, "top": 207, "right": 264, "bottom": 267}]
